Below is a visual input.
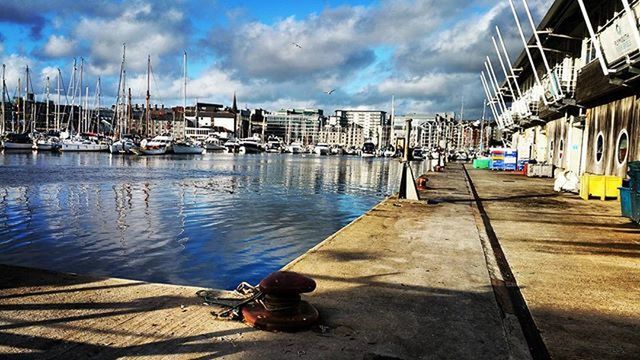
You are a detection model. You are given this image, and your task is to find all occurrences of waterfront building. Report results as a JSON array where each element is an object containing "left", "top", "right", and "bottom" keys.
[
  {"left": 317, "top": 123, "right": 365, "bottom": 149},
  {"left": 486, "top": 0, "right": 640, "bottom": 177},
  {"left": 334, "top": 109, "right": 387, "bottom": 146},
  {"left": 264, "top": 109, "right": 323, "bottom": 145}
]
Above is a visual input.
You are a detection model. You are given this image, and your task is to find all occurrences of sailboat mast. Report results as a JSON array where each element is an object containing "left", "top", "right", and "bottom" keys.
[
  {"left": 69, "top": 58, "right": 77, "bottom": 133},
  {"left": 1, "top": 64, "right": 5, "bottom": 135},
  {"left": 24, "top": 66, "right": 28, "bottom": 133},
  {"left": 78, "top": 58, "right": 84, "bottom": 135},
  {"left": 56, "top": 69, "right": 61, "bottom": 130},
  {"left": 183, "top": 50, "right": 187, "bottom": 140},
  {"left": 96, "top": 77, "right": 101, "bottom": 134},
  {"left": 85, "top": 86, "right": 89, "bottom": 134},
  {"left": 45, "top": 76, "right": 50, "bottom": 132},
  {"left": 146, "top": 55, "right": 151, "bottom": 138},
  {"left": 15, "top": 78, "right": 20, "bottom": 133},
  {"left": 127, "top": 87, "right": 132, "bottom": 135}
]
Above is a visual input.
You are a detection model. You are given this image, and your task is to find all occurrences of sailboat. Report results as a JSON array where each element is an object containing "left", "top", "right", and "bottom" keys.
[
  {"left": 110, "top": 45, "right": 139, "bottom": 154},
  {"left": 173, "top": 51, "right": 204, "bottom": 155},
  {"left": 4, "top": 66, "right": 35, "bottom": 150},
  {"left": 60, "top": 58, "right": 108, "bottom": 152}
]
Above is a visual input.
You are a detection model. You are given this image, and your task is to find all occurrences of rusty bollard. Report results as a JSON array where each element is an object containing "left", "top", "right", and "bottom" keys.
[{"left": 242, "top": 271, "right": 319, "bottom": 332}]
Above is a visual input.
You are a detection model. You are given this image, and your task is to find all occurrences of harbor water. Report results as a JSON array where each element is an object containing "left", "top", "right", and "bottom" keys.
[{"left": 0, "top": 152, "right": 427, "bottom": 289}]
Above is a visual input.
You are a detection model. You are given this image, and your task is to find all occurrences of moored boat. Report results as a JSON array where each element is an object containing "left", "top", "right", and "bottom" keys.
[
  {"left": 313, "top": 143, "right": 330, "bottom": 155},
  {"left": 2, "top": 133, "right": 34, "bottom": 150},
  {"left": 139, "top": 135, "right": 172, "bottom": 155},
  {"left": 361, "top": 141, "right": 376, "bottom": 158},
  {"left": 173, "top": 139, "right": 205, "bottom": 154}
]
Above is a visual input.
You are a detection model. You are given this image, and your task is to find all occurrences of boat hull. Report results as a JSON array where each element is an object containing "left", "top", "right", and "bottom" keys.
[
  {"left": 3, "top": 142, "right": 34, "bottom": 150},
  {"left": 140, "top": 147, "right": 167, "bottom": 155},
  {"left": 173, "top": 145, "right": 205, "bottom": 154},
  {"left": 60, "top": 143, "right": 109, "bottom": 152},
  {"left": 36, "top": 144, "right": 54, "bottom": 151},
  {"left": 204, "top": 144, "right": 226, "bottom": 152}
]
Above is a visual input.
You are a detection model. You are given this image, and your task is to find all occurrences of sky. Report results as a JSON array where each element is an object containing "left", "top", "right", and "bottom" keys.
[{"left": 0, "top": 0, "right": 553, "bottom": 119}]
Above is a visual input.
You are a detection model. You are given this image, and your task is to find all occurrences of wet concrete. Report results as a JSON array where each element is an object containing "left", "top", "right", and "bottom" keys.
[
  {"left": 0, "top": 164, "right": 516, "bottom": 359},
  {"left": 466, "top": 167, "right": 640, "bottom": 359}
]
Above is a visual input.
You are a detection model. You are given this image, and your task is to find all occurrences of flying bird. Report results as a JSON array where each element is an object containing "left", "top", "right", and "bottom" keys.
[
  {"left": 324, "top": 89, "right": 336, "bottom": 95},
  {"left": 291, "top": 42, "right": 302, "bottom": 49}
]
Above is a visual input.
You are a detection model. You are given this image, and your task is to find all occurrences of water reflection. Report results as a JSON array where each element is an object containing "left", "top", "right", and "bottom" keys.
[{"left": 0, "top": 153, "right": 428, "bottom": 289}]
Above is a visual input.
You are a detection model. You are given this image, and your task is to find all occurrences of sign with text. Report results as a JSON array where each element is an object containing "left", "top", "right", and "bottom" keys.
[{"left": 599, "top": 6, "right": 640, "bottom": 64}]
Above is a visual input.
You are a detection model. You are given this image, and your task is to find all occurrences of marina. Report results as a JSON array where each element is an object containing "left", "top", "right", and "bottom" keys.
[{"left": 1, "top": 0, "right": 640, "bottom": 358}]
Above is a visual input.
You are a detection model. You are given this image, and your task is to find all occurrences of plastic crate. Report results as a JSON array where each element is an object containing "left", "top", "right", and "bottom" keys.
[
  {"left": 619, "top": 187, "right": 632, "bottom": 218},
  {"left": 579, "top": 174, "right": 622, "bottom": 201},
  {"left": 473, "top": 158, "right": 491, "bottom": 169}
]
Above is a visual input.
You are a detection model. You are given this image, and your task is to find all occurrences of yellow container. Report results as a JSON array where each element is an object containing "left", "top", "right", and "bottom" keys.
[{"left": 580, "top": 174, "right": 622, "bottom": 201}]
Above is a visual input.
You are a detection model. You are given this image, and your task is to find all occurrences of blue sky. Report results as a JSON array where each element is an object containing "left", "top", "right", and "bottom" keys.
[{"left": 0, "top": 0, "right": 552, "bottom": 118}]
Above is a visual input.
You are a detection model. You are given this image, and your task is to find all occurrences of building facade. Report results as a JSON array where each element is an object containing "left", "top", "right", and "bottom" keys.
[
  {"left": 264, "top": 109, "right": 323, "bottom": 145},
  {"left": 485, "top": 0, "right": 640, "bottom": 177}
]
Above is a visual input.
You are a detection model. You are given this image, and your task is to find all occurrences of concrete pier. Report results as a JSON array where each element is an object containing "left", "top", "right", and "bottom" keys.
[{"left": 0, "top": 163, "right": 637, "bottom": 359}]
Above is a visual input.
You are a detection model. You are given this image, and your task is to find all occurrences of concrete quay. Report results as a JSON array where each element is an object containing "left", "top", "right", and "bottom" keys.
[
  {"left": 1, "top": 163, "right": 636, "bottom": 359},
  {"left": 0, "top": 163, "right": 516, "bottom": 359}
]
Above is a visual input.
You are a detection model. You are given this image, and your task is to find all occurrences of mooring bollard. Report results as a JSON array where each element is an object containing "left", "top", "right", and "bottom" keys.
[{"left": 242, "top": 271, "right": 319, "bottom": 332}]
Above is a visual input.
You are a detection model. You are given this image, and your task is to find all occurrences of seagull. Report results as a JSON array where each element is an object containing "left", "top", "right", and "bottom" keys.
[
  {"left": 324, "top": 89, "right": 336, "bottom": 95},
  {"left": 291, "top": 42, "right": 302, "bottom": 49}
]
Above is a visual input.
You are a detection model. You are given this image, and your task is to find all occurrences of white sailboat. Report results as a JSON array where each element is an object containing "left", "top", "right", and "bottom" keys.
[
  {"left": 140, "top": 135, "right": 172, "bottom": 155},
  {"left": 173, "top": 51, "right": 204, "bottom": 155},
  {"left": 61, "top": 58, "right": 109, "bottom": 152}
]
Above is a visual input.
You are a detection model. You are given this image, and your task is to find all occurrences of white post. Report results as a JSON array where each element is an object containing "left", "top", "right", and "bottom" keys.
[
  {"left": 521, "top": 0, "right": 563, "bottom": 100},
  {"left": 492, "top": 36, "right": 516, "bottom": 99},
  {"left": 485, "top": 59, "right": 510, "bottom": 125},
  {"left": 507, "top": 0, "right": 547, "bottom": 104},
  {"left": 496, "top": 26, "right": 524, "bottom": 100},
  {"left": 480, "top": 72, "right": 503, "bottom": 129},
  {"left": 576, "top": 0, "right": 609, "bottom": 75}
]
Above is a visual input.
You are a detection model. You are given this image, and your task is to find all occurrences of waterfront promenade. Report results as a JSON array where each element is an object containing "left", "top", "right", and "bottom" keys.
[{"left": 0, "top": 164, "right": 637, "bottom": 359}]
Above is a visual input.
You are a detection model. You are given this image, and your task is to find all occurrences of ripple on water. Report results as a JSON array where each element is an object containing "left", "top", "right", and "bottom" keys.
[{"left": 0, "top": 153, "right": 427, "bottom": 288}]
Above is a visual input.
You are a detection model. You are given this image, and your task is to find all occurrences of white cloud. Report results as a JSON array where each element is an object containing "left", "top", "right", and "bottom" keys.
[
  {"left": 74, "top": 3, "right": 187, "bottom": 75},
  {"left": 43, "top": 35, "right": 76, "bottom": 58},
  {"left": 1, "top": 54, "right": 35, "bottom": 92}
]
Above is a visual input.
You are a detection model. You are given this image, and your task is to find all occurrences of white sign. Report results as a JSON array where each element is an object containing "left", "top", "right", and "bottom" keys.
[{"left": 599, "top": 13, "right": 639, "bottom": 64}]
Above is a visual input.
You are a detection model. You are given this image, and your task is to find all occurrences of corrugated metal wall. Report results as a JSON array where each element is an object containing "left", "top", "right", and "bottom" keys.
[{"left": 584, "top": 95, "right": 639, "bottom": 177}]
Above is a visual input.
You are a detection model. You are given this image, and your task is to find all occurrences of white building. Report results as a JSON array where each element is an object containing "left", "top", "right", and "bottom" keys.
[{"left": 334, "top": 109, "right": 387, "bottom": 146}]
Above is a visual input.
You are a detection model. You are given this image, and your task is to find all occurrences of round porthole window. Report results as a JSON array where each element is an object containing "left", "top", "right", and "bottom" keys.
[
  {"left": 595, "top": 132, "right": 604, "bottom": 163},
  {"left": 616, "top": 129, "right": 629, "bottom": 165},
  {"left": 559, "top": 139, "right": 565, "bottom": 160}
]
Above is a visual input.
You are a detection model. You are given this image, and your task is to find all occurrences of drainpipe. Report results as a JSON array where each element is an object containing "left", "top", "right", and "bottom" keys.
[{"left": 576, "top": 0, "right": 610, "bottom": 75}]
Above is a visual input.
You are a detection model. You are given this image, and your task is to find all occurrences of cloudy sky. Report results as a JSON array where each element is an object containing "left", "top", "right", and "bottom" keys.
[{"left": 0, "top": 0, "right": 552, "bottom": 119}]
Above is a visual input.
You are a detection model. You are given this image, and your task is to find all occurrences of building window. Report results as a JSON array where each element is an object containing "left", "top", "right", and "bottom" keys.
[
  {"left": 549, "top": 140, "right": 554, "bottom": 161},
  {"left": 595, "top": 132, "right": 604, "bottom": 163},
  {"left": 616, "top": 129, "right": 629, "bottom": 165},
  {"left": 559, "top": 139, "right": 564, "bottom": 160}
]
